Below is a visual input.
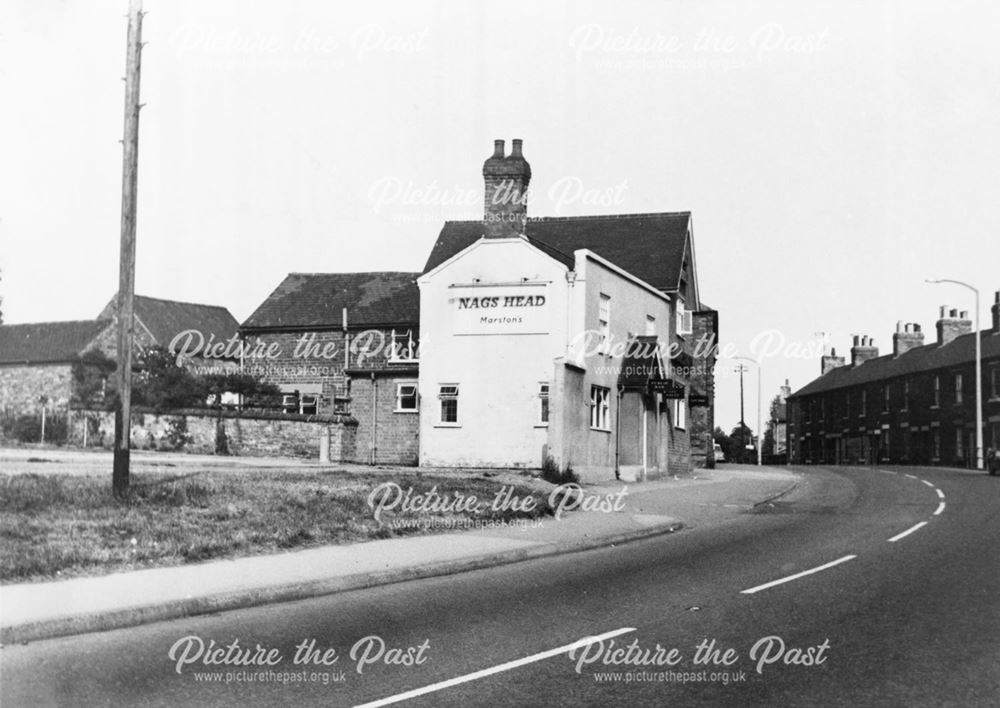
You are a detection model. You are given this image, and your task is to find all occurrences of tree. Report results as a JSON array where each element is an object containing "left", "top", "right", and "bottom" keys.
[
  {"left": 727, "top": 423, "right": 755, "bottom": 464},
  {"left": 71, "top": 349, "right": 117, "bottom": 408},
  {"left": 132, "top": 346, "right": 206, "bottom": 412}
]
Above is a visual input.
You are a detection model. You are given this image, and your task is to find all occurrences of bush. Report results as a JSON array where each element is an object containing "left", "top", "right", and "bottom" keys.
[
  {"left": 541, "top": 455, "right": 579, "bottom": 485},
  {"left": 164, "top": 417, "right": 193, "bottom": 450},
  {"left": 2, "top": 412, "right": 68, "bottom": 444}
]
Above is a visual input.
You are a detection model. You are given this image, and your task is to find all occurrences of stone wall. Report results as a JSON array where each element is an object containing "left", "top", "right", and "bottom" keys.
[
  {"left": 69, "top": 407, "right": 357, "bottom": 461},
  {"left": 0, "top": 364, "right": 74, "bottom": 415}
]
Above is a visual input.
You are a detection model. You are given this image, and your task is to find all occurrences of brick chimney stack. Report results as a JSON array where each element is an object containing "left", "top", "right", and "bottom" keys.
[
  {"left": 935, "top": 305, "right": 973, "bottom": 345},
  {"left": 779, "top": 378, "right": 791, "bottom": 402},
  {"left": 483, "top": 138, "right": 531, "bottom": 239},
  {"left": 892, "top": 321, "right": 924, "bottom": 356},
  {"left": 992, "top": 290, "right": 1000, "bottom": 334},
  {"left": 850, "top": 335, "right": 879, "bottom": 366},
  {"left": 821, "top": 347, "right": 846, "bottom": 375}
]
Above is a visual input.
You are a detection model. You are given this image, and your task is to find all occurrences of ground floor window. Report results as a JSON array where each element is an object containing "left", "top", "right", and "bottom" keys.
[
  {"left": 673, "top": 398, "right": 687, "bottom": 430},
  {"left": 932, "top": 428, "right": 941, "bottom": 459},
  {"left": 439, "top": 384, "right": 459, "bottom": 424},
  {"left": 538, "top": 383, "right": 549, "bottom": 424},
  {"left": 590, "top": 385, "right": 610, "bottom": 430},
  {"left": 395, "top": 382, "right": 418, "bottom": 412},
  {"left": 955, "top": 428, "right": 964, "bottom": 460}
]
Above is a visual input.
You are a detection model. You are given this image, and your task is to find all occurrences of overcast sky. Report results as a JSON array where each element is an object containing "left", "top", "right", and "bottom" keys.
[{"left": 2, "top": 0, "right": 998, "bottom": 434}]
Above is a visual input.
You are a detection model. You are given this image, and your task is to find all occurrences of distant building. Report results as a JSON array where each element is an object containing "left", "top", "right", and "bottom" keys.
[
  {"left": 0, "top": 295, "right": 239, "bottom": 417},
  {"left": 787, "top": 295, "right": 1000, "bottom": 467}
]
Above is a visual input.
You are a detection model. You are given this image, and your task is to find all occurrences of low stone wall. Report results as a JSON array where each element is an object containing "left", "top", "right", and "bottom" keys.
[{"left": 69, "top": 408, "right": 357, "bottom": 461}]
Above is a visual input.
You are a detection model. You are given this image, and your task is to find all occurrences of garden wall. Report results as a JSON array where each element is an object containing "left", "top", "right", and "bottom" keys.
[{"left": 69, "top": 407, "right": 357, "bottom": 461}]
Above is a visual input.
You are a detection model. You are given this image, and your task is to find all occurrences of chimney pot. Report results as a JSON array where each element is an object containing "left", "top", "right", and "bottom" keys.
[
  {"left": 949, "top": 308, "right": 959, "bottom": 318},
  {"left": 492, "top": 139, "right": 505, "bottom": 158},
  {"left": 960, "top": 310, "right": 968, "bottom": 319},
  {"left": 940, "top": 305, "right": 947, "bottom": 318},
  {"left": 510, "top": 138, "right": 524, "bottom": 158}
]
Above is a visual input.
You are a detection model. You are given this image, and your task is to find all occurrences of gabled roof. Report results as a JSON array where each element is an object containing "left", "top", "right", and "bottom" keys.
[
  {"left": 619, "top": 335, "right": 666, "bottom": 389},
  {"left": 99, "top": 294, "right": 240, "bottom": 348},
  {"left": 422, "top": 213, "right": 693, "bottom": 295},
  {"left": 790, "top": 330, "right": 1000, "bottom": 398},
  {"left": 0, "top": 320, "right": 112, "bottom": 365},
  {"left": 242, "top": 272, "right": 421, "bottom": 330}
]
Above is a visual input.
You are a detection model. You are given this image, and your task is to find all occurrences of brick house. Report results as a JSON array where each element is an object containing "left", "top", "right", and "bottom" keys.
[
  {"left": 0, "top": 295, "right": 239, "bottom": 418},
  {"left": 239, "top": 272, "right": 421, "bottom": 465},
  {"left": 787, "top": 295, "right": 1000, "bottom": 468}
]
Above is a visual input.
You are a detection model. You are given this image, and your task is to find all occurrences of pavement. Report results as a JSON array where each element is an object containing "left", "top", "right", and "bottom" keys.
[{"left": 0, "top": 460, "right": 799, "bottom": 645}]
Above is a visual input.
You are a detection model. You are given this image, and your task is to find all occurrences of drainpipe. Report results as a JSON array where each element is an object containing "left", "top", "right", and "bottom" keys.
[
  {"left": 615, "top": 384, "right": 624, "bottom": 480},
  {"left": 370, "top": 371, "right": 377, "bottom": 465}
]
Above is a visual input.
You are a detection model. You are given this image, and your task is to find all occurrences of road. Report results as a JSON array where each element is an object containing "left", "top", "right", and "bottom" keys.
[{"left": 3, "top": 465, "right": 999, "bottom": 707}]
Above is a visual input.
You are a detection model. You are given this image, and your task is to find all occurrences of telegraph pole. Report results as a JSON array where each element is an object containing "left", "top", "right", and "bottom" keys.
[
  {"left": 736, "top": 363, "right": 749, "bottom": 463},
  {"left": 113, "top": 0, "right": 143, "bottom": 498}
]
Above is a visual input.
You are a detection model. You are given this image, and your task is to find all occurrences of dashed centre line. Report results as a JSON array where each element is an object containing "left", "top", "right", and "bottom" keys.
[
  {"left": 353, "top": 627, "right": 636, "bottom": 708},
  {"left": 740, "top": 555, "right": 857, "bottom": 595},
  {"left": 936, "top": 488, "right": 945, "bottom": 499},
  {"left": 888, "top": 521, "right": 928, "bottom": 543},
  {"left": 934, "top": 502, "right": 946, "bottom": 516},
  {"left": 921, "top": 479, "right": 935, "bottom": 488}
]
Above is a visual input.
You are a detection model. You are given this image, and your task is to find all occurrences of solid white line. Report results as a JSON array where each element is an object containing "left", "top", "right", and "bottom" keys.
[
  {"left": 888, "top": 521, "right": 928, "bottom": 543},
  {"left": 739, "top": 555, "right": 857, "bottom": 595},
  {"left": 936, "top": 488, "right": 945, "bottom": 499},
  {"left": 921, "top": 479, "right": 935, "bottom": 488},
  {"left": 352, "top": 627, "right": 637, "bottom": 708},
  {"left": 934, "top": 502, "right": 945, "bottom": 516}
]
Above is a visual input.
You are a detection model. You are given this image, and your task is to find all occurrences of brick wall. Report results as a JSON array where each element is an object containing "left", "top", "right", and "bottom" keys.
[{"left": 350, "top": 375, "right": 420, "bottom": 465}]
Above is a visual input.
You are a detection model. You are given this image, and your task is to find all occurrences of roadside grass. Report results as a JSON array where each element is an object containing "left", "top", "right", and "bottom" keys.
[{"left": 0, "top": 471, "right": 554, "bottom": 583}]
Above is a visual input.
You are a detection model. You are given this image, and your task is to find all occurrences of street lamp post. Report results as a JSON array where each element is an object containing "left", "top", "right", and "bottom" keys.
[
  {"left": 733, "top": 356, "right": 762, "bottom": 466},
  {"left": 926, "top": 279, "right": 983, "bottom": 471}
]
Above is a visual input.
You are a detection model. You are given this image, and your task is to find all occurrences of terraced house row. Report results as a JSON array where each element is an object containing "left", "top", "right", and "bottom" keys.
[{"left": 787, "top": 295, "right": 1000, "bottom": 467}]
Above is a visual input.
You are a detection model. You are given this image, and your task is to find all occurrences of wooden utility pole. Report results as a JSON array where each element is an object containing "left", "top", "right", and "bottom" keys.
[
  {"left": 736, "top": 363, "right": 749, "bottom": 464},
  {"left": 113, "top": 0, "right": 143, "bottom": 499}
]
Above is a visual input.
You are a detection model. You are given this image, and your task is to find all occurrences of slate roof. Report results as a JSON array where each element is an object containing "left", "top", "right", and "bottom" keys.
[
  {"left": 99, "top": 295, "right": 240, "bottom": 349},
  {"left": 242, "top": 272, "right": 421, "bottom": 330},
  {"left": 790, "top": 330, "right": 1000, "bottom": 399},
  {"left": 0, "top": 320, "right": 112, "bottom": 365},
  {"left": 422, "top": 213, "right": 692, "bottom": 294}
]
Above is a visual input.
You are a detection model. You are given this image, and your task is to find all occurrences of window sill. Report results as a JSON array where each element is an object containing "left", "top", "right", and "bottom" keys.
[
  {"left": 394, "top": 409, "right": 418, "bottom": 414},
  {"left": 534, "top": 423, "right": 549, "bottom": 428},
  {"left": 434, "top": 423, "right": 461, "bottom": 428},
  {"left": 388, "top": 359, "right": 419, "bottom": 366},
  {"left": 590, "top": 426, "right": 611, "bottom": 433}
]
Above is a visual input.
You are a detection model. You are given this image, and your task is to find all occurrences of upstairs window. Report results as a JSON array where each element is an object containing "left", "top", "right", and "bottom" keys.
[
  {"left": 389, "top": 329, "right": 418, "bottom": 362},
  {"left": 675, "top": 298, "right": 693, "bottom": 336},
  {"left": 598, "top": 294, "right": 611, "bottom": 354},
  {"left": 882, "top": 385, "right": 890, "bottom": 413},
  {"left": 860, "top": 390, "right": 867, "bottom": 417},
  {"left": 954, "top": 373, "right": 963, "bottom": 405},
  {"left": 902, "top": 381, "right": 910, "bottom": 411},
  {"left": 933, "top": 376, "right": 941, "bottom": 407},
  {"left": 992, "top": 368, "right": 999, "bottom": 398}
]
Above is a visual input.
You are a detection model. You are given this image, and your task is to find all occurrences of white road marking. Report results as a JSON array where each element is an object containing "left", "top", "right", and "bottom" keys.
[
  {"left": 353, "top": 627, "right": 637, "bottom": 708},
  {"left": 888, "top": 521, "right": 928, "bottom": 543},
  {"left": 936, "top": 488, "right": 945, "bottom": 499},
  {"left": 934, "top": 502, "right": 945, "bottom": 516},
  {"left": 921, "top": 479, "right": 935, "bottom": 488},
  {"left": 739, "top": 555, "right": 857, "bottom": 595},
  {"left": 904, "top": 474, "right": 918, "bottom": 479}
]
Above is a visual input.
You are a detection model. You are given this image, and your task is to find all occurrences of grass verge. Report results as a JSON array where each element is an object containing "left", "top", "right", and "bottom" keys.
[{"left": 0, "top": 470, "right": 554, "bottom": 583}]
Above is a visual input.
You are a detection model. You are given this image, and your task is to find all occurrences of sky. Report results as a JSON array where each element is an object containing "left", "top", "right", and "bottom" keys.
[{"left": 2, "top": 0, "right": 999, "bottom": 435}]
